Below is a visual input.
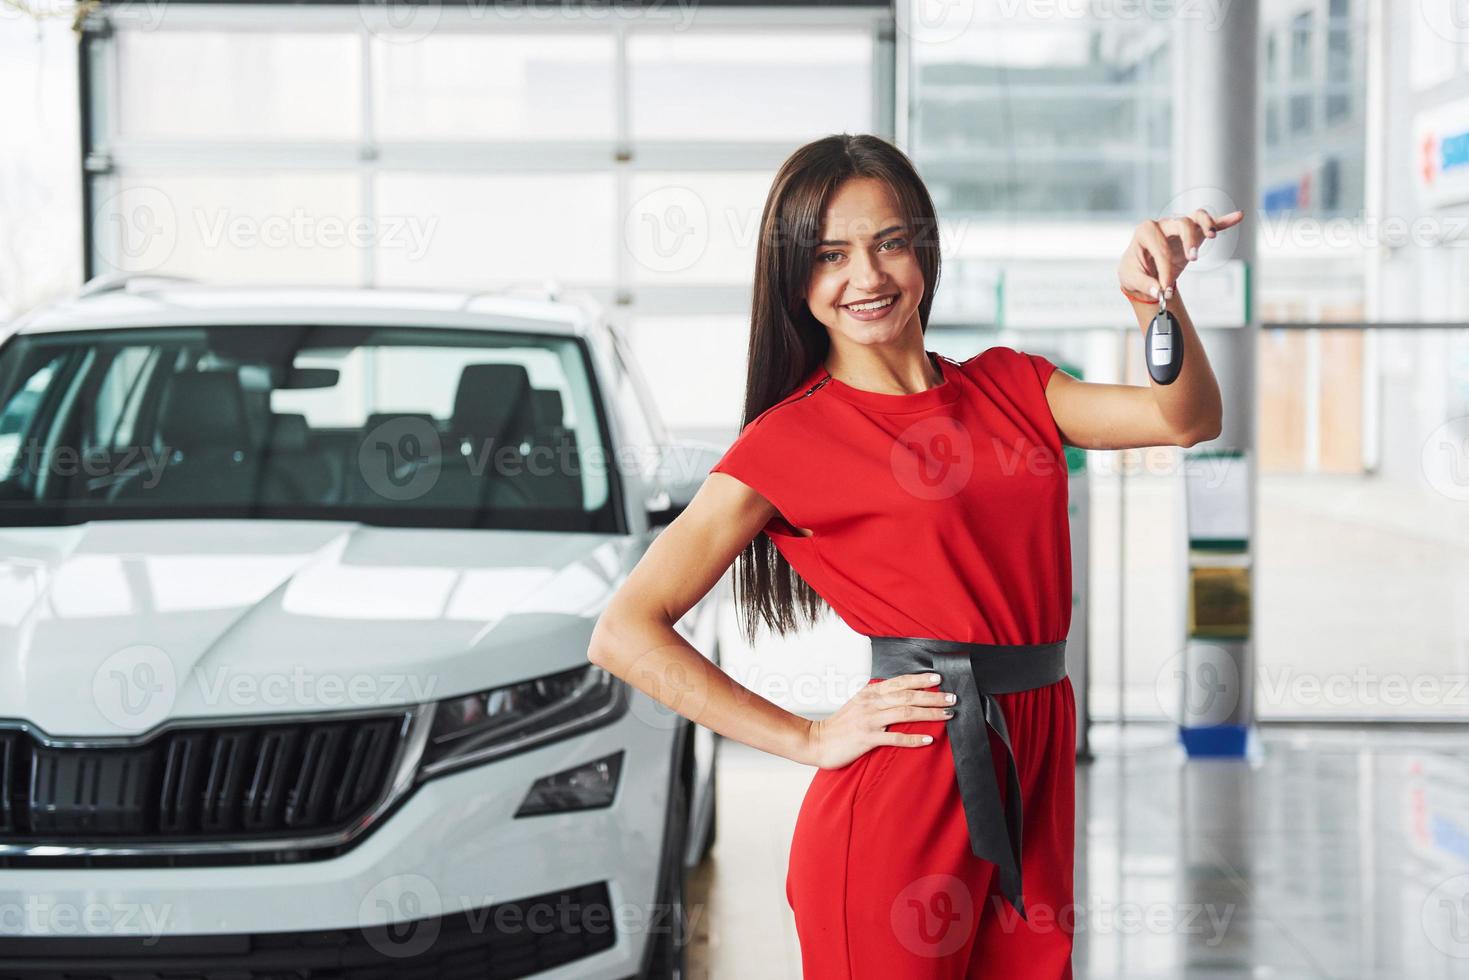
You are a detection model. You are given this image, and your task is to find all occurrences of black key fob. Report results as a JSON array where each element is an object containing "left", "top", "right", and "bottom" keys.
[{"left": 1145, "top": 297, "right": 1184, "bottom": 385}]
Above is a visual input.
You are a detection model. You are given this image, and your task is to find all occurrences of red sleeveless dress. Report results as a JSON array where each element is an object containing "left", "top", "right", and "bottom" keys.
[{"left": 709, "top": 346, "right": 1077, "bottom": 979}]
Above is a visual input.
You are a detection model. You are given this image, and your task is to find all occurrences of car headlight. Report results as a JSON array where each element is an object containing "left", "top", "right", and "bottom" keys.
[{"left": 416, "top": 664, "right": 628, "bottom": 780}]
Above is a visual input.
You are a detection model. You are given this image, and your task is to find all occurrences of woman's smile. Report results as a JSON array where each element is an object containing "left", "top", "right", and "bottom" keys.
[{"left": 842, "top": 292, "right": 899, "bottom": 321}]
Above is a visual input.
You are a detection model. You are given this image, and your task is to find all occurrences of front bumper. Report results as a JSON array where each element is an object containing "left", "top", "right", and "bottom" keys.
[
  {"left": 0, "top": 881, "right": 625, "bottom": 978},
  {"left": 0, "top": 698, "right": 677, "bottom": 980}
]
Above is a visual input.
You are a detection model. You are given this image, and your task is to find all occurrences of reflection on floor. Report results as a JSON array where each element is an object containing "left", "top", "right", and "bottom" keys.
[{"left": 686, "top": 723, "right": 1469, "bottom": 979}]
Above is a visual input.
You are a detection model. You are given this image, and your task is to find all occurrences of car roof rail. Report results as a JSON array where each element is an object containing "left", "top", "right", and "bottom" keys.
[
  {"left": 458, "top": 278, "right": 564, "bottom": 311},
  {"left": 78, "top": 272, "right": 199, "bottom": 300}
]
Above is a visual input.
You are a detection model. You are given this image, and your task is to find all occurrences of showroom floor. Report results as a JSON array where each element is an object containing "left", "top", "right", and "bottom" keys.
[{"left": 686, "top": 723, "right": 1469, "bottom": 979}]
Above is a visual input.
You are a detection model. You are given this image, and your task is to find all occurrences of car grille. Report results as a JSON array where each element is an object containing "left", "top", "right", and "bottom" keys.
[{"left": 0, "top": 711, "right": 410, "bottom": 856}]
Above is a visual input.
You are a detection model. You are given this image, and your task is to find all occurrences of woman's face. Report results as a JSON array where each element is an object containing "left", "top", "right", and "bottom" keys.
[{"left": 804, "top": 176, "right": 926, "bottom": 350}]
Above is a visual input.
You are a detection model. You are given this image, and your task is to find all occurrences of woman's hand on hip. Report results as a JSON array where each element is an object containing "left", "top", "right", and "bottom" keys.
[{"left": 803, "top": 672, "right": 955, "bottom": 770}]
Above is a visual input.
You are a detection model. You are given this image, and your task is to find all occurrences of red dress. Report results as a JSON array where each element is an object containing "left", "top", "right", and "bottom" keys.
[{"left": 709, "top": 346, "right": 1076, "bottom": 979}]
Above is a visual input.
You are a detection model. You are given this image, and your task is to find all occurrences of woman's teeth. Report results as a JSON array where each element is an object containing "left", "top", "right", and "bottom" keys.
[{"left": 846, "top": 296, "right": 895, "bottom": 312}]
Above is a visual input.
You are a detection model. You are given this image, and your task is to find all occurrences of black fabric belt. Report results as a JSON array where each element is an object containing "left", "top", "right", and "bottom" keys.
[{"left": 867, "top": 635, "right": 1068, "bottom": 921}]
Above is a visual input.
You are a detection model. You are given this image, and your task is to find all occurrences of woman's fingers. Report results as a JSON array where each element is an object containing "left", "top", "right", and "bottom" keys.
[
  {"left": 1121, "top": 240, "right": 1161, "bottom": 300},
  {"left": 1189, "top": 207, "right": 1246, "bottom": 239},
  {"left": 880, "top": 730, "right": 938, "bottom": 748},
  {"left": 866, "top": 672, "right": 953, "bottom": 746},
  {"left": 1190, "top": 208, "right": 1220, "bottom": 238},
  {"left": 1121, "top": 208, "right": 1246, "bottom": 303},
  {"left": 876, "top": 701, "right": 952, "bottom": 726},
  {"left": 1139, "top": 220, "right": 1176, "bottom": 295},
  {"left": 870, "top": 675, "right": 951, "bottom": 710},
  {"left": 875, "top": 671, "right": 942, "bottom": 697},
  {"left": 1212, "top": 208, "right": 1246, "bottom": 231},
  {"left": 1170, "top": 217, "right": 1206, "bottom": 261}
]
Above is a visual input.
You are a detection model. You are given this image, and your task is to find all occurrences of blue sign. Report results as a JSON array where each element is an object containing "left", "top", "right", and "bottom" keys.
[
  {"left": 1262, "top": 182, "right": 1299, "bottom": 214},
  {"left": 1442, "top": 129, "right": 1469, "bottom": 175}
]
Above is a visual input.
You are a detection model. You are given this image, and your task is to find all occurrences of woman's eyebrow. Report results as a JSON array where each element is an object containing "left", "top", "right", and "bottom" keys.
[{"left": 817, "top": 224, "right": 907, "bottom": 247}]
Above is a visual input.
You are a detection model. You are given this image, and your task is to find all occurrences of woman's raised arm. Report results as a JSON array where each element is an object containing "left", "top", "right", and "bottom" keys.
[{"left": 1040, "top": 209, "right": 1241, "bottom": 451}]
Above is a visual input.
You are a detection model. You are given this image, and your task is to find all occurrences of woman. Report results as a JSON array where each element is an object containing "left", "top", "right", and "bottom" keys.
[{"left": 588, "top": 133, "right": 1237, "bottom": 978}]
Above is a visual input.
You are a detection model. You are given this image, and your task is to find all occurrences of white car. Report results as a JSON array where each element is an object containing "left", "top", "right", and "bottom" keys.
[{"left": 0, "top": 276, "right": 723, "bottom": 979}]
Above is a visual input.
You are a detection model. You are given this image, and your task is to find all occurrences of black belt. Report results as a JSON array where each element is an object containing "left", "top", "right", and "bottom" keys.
[{"left": 867, "top": 634, "right": 1068, "bottom": 921}]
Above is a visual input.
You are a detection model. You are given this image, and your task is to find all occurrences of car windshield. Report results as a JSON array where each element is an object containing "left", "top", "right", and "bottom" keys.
[{"left": 0, "top": 324, "right": 621, "bottom": 532}]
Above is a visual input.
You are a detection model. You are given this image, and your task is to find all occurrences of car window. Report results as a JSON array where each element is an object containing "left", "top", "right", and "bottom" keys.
[
  {"left": 0, "top": 325, "right": 621, "bottom": 533},
  {"left": 90, "top": 346, "right": 157, "bottom": 450},
  {"left": 0, "top": 352, "right": 66, "bottom": 471},
  {"left": 607, "top": 328, "right": 669, "bottom": 488}
]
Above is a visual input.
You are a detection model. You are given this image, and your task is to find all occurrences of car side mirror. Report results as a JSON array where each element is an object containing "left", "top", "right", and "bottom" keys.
[{"left": 645, "top": 439, "right": 723, "bottom": 529}]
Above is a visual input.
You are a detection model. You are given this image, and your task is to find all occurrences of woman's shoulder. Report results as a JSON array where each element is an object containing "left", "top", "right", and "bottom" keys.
[
  {"left": 957, "top": 345, "right": 1017, "bottom": 373},
  {"left": 958, "top": 345, "right": 1057, "bottom": 391},
  {"left": 739, "top": 372, "right": 831, "bottom": 435}
]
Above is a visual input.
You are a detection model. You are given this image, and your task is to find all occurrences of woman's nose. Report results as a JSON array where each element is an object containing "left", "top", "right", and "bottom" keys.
[{"left": 849, "top": 251, "right": 884, "bottom": 290}]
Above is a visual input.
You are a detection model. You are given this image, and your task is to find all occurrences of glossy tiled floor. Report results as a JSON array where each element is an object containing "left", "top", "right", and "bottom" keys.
[{"left": 686, "top": 723, "right": 1469, "bottom": 979}]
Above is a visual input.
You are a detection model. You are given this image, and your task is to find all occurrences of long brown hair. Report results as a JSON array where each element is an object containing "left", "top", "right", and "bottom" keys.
[{"left": 731, "top": 133, "right": 942, "bottom": 645}]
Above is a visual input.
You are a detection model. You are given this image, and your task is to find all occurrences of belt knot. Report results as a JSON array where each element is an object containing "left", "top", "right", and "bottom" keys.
[{"left": 867, "top": 634, "right": 1068, "bottom": 921}]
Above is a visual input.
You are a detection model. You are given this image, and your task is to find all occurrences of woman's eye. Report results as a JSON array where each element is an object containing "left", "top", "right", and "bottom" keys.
[
  {"left": 818, "top": 252, "right": 842, "bottom": 264},
  {"left": 879, "top": 238, "right": 908, "bottom": 251}
]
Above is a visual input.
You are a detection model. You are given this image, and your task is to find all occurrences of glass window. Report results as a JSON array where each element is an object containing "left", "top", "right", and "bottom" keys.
[
  {"left": 375, "top": 173, "right": 617, "bottom": 288},
  {"left": 90, "top": 346, "right": 156, "bottom": 450},
  {"left": 626, "top": 172, "right": 775, "bottom": 285},
  {"left": 1259, "top": 0, "right": 1365, "bottom": 226},
  {"left": 604, "top": 327, "right": 664, "bottom": 489},
  {"left": 0, "top": 352, "right": 67, "bottom": 477},
  {"left": 1290, "top": 12, "right": 1313, "bottom": 81},
  {"left": 1253, "top": 327, "right": 1469, "bottom": 720},
  {"left": 628, "top": 32, "right": 871, "bottom": 141},
  {"left": 0, "top": 326, "right": 618, "bottom": 532},
  {"left": 628, "top": 315, "right": 749, "bottom": 430},
  {"left": 1325, "top": 24, "right": 1352, "bottom": 122},
  {"left": 372, "top": 35, "right": 617, "bottom": 140},
  {"left": 909, "top": 13, "right": 1171, "bottom": 219},
  {"left": 115, "top": 31, "right": 362, "bottom": 140},
  {"left": 96, "top": 175, "right": 367, "bottom": 285},
  {"left": 1289, "top": 93, "right": 1313, "bottom": 136}
]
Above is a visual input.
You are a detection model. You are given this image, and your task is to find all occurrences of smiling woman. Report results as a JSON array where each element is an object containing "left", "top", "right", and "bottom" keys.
[
  {"left": 592, "top": 133, "right": 1077, "bottom": 979},
  {"left": 590, "top": 133, "right": 1232, "bottom": 980}
]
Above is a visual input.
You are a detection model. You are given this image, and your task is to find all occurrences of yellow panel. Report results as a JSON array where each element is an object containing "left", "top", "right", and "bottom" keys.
[{"left": 1188, "top": 565, "right": 1251, "bottom": 637}]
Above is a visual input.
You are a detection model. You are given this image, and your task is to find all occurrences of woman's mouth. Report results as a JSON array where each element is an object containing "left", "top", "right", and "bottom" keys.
[{"left": 842, "top": 294, "right": 897, "bottom": 321}]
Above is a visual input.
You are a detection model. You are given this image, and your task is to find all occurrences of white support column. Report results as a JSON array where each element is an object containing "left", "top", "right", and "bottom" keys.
[{"left": 1171, "top": 0, "right": 1260, "bottom": 759}]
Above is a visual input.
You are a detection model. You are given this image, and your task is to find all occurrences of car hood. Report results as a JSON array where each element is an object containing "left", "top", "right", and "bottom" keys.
[{"left": 0, "top": 519, "right": 638, "bottom": 737}]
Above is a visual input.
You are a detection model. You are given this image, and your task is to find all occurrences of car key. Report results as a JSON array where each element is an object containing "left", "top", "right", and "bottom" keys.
[{"left": 1145, "top": 292, "right": 1184, "bottom": 385}]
